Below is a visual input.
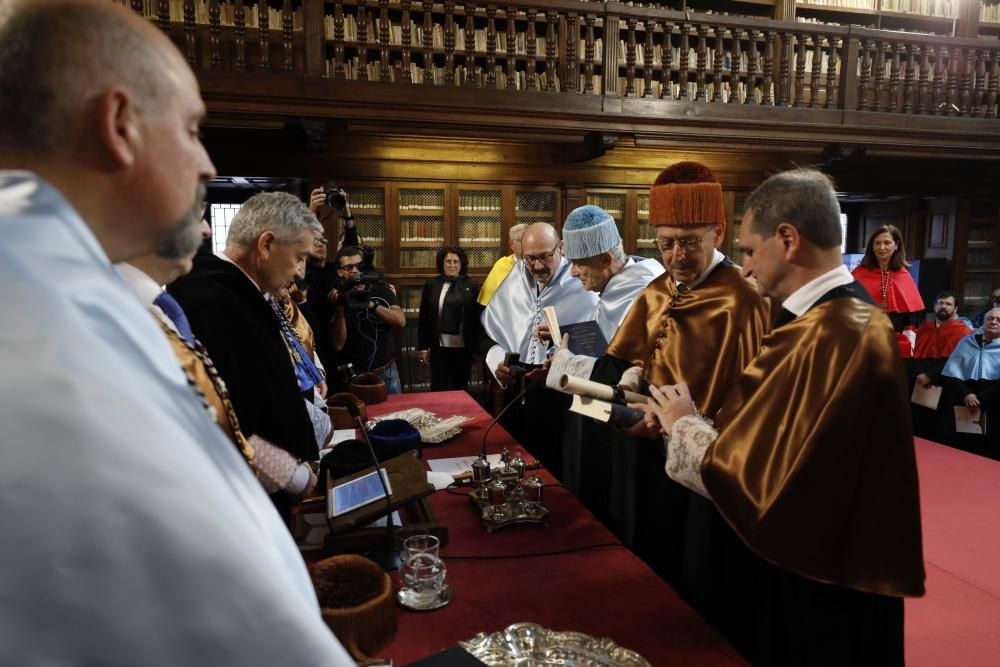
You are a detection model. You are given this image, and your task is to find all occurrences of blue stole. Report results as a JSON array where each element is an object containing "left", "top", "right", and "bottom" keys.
[{"left": 942, "top": 333, "right": 1000, "bottom": 381}]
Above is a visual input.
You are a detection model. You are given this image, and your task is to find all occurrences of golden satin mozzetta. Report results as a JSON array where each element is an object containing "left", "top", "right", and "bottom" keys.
[
  {"left": 704, "top": 296, "right": 925, "bottom": 597},
  {"left": 606, "top": 263, "right": 770, "bottom": 417}
]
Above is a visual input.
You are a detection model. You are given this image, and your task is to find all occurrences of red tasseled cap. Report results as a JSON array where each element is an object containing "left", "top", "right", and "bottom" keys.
[{"left": 649, "top": 161, "right": 725, "bottom": 227}]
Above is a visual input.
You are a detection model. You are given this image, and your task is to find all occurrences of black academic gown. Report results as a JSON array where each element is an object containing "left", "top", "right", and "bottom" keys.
[{"left": 169, "top": 254, "right": 318, "bottom": 517}]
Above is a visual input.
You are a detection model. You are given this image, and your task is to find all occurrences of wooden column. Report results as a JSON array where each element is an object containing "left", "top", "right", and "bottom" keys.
[{"left": 304, "top": 0, "right": 326, "bottom": 76}]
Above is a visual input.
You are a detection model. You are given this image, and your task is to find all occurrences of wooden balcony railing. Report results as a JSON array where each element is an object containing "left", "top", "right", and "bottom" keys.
[{"left": 130, "top": 0, "right": 1000, "bottom": 121}]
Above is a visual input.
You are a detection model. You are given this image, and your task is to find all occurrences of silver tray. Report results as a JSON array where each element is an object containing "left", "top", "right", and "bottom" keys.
[
  {"left": 368, "top": 408, "right": 471, "bottom": 445},
  {"left": 459, "top": 623, "right": 651, "bottom": 666}
]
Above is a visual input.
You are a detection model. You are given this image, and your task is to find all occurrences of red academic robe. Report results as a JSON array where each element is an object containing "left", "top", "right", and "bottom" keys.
[{"left": 914, "top": 318, "right": 973, "bottom": 359}]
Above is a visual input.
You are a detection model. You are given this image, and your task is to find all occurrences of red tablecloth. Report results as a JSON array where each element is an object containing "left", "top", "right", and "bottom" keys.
[{"left": 369, "top": 391, "right": 747, "bottom": 666}]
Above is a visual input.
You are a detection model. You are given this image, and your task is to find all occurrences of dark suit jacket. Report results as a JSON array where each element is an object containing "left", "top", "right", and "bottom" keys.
[
  {"left": 417, "top": 275, "right": 481, "bottom": 353},
  {"left": 168, "top": 253, "right": 318, "bottom": 462}
]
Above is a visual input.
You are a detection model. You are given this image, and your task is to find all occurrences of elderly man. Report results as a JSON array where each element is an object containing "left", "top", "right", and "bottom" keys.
[
  {"left": 543, "top": 205, "right": 664, "bottom": 510},
  {"left": 646, "top": 168, "right": 924, "bottom": 666},
  {"left": 0, "top": 1, "right": 353, "bottom": 665},
  {"left": 170, "top": 192, "right": 327, "bottom": 519},
  {"left": 941, "top": 307, "right": 1000, "bottom": 458},
  {"left": 908, "top": 291, "right": 973, "bottom": 439},
  {"left": 478, "top": 222, "right": 527, "bottom": 306},
  {"left": 554, "top": 164, "right": 769, "bottom": 612},
  {"left": 481, "top": 222, "right": 598, "bottom": 474}
]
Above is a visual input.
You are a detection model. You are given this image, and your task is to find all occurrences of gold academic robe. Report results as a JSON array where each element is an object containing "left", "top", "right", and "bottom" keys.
[
  {"left": 283, "top": 299, "right": 317, "bottom": 362},
  {"left": 705, "top": 296, "right": 925, "bottom": 597},
  {"left": 605, "top": 262, "right": 770, "bottom": 417}
]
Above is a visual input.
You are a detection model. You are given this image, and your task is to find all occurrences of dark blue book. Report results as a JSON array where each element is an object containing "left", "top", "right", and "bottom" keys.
[{"left": 562, "top": 319, "right": 608, "bottom": 357}]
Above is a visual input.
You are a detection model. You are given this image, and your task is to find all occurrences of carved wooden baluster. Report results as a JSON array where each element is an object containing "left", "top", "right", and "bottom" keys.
[
  {"left": 825, "top": 35, "right": 838, "bottom": 109},
  {"left": 887, "top": 43, "right": 900, "bottom": 113},
  {"left": 678, "top": 23, "right": 690, "bottom": 100},
  {"left": 545, "top": 11, "right": 557, "bottom": 91},
  {"left": 778, "top": 31, "right": 791, "bottom": 106},
  {"left": 463, "top": 3, "right": 475, "bottom": 87},
  {"left": 988, "top": 50, "right": 999, "bottom": 118},
  {"left": 916, "top": 45, "right": 929, "bottom": 114},
  {"left": 972, "top": 50, "right": 986, "bottom": 118},
  {"left": 379, "top": 0, "right": 391, "bottom": 82},
  {"left": 423, "top": 0, "right": 434, "bottom": 84},
  {"left": 763, "top": 31, "right": 774, "bottom": 105},
  {"left": 334, "top": 0, "right": 346, "bottom": 79},
  {"left": 745, "top": 29, "right": 757, "bottom": 104},
  {"left": 902, "top": 43, "right": 915, "bottom": 113},
  {"left": 931, "top": 46, "right": 945, "bottom": 115},
  {"left": 234, "top": 0, "right": 247, "bottom": 72},
  {"left": 486, "top": 5, "right": 497, "bottom": 89},
  {"left": 662, "top": 21, "right": 673, "bottom": 100},
  {"left": 401, "top": 0, "right": 412, "bottom": 83},
  {"left": 282, "top": 0, "right": 293, "bottom": 72},
  {"left": 507, "top": 8, "right": 518, "bottom": 90},
  {"left": 793, "top": 33, "right": 806, "bottom": 107},
  {"left": 961, "top": 47, "right": 974, "bottom": 117},
  {"left": 183, "top": 1, "right": 197, "bottom": 66},
  {"left": 644, "top": 20, "right": 655, "bottom": 98},
  {"left": 157, "top": 0, "right": 170, "bottom": 32},
  {"left": 444, "top": 1, "right": 455, "bottom": 85},
  {"left": 625, "top": 17, "right": 637, "bottom": 97},
  {"left": 258, "top": 0, "right": 270, "bottom": 71},
  {"left": 946, "top": 47, "right": 959, "bottom": 116},
  {"left": 809, "top": 34, "right": 822, "bottom": 108},
  {"left": 857, "top": 40, "right": 871, "bottom": 111},
  {"left": 695, "top": 24, "right": 708, "bottom": 102},
  {"left": 730, "top": 29, "right": 743, "bottom": 105},
  {"left": 872, "top": 41, "right": 885, "bottom": 112},
  {"left": 209, "top": 0, "right": 222, "bottom": 69},
  {"left": 526, "top": 9, "right": 537, "bottom": 90},
  {"left": 584, "top": 14, "right": 595, "bottom": 93},
  {"left": 357, "top": 0, "right": 369, "bottom": 80},
  {"left": 567, "top": 13, "right": 579, "bottom": 93},
  {"left": 711, "top": 26, "right": 723, "bottom": 102},
  {"left": 131, "top": 0, "right": 144, "bottom": 13}
]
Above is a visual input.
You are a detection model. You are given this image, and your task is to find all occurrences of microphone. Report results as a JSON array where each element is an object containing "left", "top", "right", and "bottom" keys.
[{"left": 345, "top": 401, "right": 400, "bottom": 571}]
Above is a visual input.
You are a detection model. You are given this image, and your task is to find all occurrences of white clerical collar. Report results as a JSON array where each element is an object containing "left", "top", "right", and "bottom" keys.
[
  {"left": 683, "top": 249, "right": 726, "bottom": 290},
  {"left": 782, "top": 265, "right": 854, "bottom": 317},
  {"left": 219, "top": 250, "right": 263, "bottom": 294},
  {"left": 117, "top": 263, "right": 163, "bottom": 308}
]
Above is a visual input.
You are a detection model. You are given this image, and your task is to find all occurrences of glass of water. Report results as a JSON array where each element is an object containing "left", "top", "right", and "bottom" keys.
[{"left": 399, "top": 552, "right": 447, "bottom": 608}]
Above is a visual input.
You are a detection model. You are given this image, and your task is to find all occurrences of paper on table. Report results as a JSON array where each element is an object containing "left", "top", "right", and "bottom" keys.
[
  {"left": 911, "top": 383, "right": 942, "bottom": 410},
  {"left": 318, "top": 429, "right": 357, "bottom": 459},
  {"left": 954, "top": 406, "right": 984, "bottom": 434},
  {"left": 427, "top": 453, "right": 503, "bottom": 476}
]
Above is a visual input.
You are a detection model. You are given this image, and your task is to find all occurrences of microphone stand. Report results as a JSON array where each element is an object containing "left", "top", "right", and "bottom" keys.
[
  {"left": 346, "top": 402, "right": 400, "bottom": 571},
  {"left": 481, "top": 381, "right": 532, "bottom": 460}
]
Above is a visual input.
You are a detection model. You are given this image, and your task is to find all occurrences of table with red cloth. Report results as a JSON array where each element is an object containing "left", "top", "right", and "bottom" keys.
[{"left": 368, "top": 390, "right": 746, "bottom": 666}]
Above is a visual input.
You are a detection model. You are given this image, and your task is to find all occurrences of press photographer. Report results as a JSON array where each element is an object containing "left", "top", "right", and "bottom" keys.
[{"left": 332, "top": 244, "right": 405, "bottom": 394}]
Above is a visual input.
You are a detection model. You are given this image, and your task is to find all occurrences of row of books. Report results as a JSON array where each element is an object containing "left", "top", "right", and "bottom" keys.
[
  {"left": 797, "top": 0, "right": 876, "bottom": 8},
  {"left": 119, "top": 0, "right": 304, "bottom": 30},
  {"left": 982, "top": 2, "right": 1000, "bottom": 22},
  {"left": 327, "top": 58, "right": 566, "bottom": 89},
  {"left": 459, "top": 223, "right": 502, "bottom": 239},
  {"left": 614, "top": 78, "right": 776, "bottom": 103},
  {"left": 879, "top": 0, "right": 959, "bottom": 17},
  {"left": 327, "top": 16, "right": 557, "bottom": 55}
]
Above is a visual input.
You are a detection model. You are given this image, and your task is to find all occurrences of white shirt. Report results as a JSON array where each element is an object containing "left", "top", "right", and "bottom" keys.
[
  {"left": 782, "top": 264, "right": 855, "bottom": 317},
  {"left": 437, "top": 281, "right": 464, "bottom": 348},
  {"left": 0, "top": 173, "right": 353, "bottom": 666}
]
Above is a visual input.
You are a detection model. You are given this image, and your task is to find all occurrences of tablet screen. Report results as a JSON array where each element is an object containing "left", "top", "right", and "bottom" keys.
[{"left": 328, "top": 469, "right": 393, "bottom": 518}]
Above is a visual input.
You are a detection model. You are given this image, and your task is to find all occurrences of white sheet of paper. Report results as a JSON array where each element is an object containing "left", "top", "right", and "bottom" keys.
[
  {"left": 911, "top": 383, "right": 942, "bottom": 410},
  {"left": 427, "top": 471, "right": 457, "bottom": 491},
  {"left": 954, "top": 406, "right": 984, "bottom": 434},
  {"left": 427, "top": 453, "right": 503, "bottom": 476},
  {"left": 317, "top": 429, "right": 357, "bottom": 459}
]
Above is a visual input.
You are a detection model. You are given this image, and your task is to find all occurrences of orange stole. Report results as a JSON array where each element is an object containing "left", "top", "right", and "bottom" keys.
[
  {"left": 605, "top": 263, "right": 770, "bottom": 417},
  {"left": 706, "top": 297, "right": 925, "bottom": 597},
  {"left": 160, "top": 320, "right": 255, "bottom": 465},
  {"left": 282, "top": 299, "right": 317, "bottom": 361}
]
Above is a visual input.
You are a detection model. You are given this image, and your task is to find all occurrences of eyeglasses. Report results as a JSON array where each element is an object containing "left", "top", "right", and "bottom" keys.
[
  {"left": 338, "top": 261, "right": 363, "bottom": 272},
  {"left": 523, "top": 244, "right": 559, "bottom": 266},
  {"left": 657, "top": 228, "right": 714, "bottom": 253}
]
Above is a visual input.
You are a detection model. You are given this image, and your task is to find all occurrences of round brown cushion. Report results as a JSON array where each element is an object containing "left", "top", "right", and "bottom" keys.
[
  {"left": 312, "top": 555, "right": 396, "bottom": 661},
  {"left": 350, "top": 372, "right": 388, "bottom": 405},
  {"left": 326, "top": 393, "right": 367, "bottom": 429}
]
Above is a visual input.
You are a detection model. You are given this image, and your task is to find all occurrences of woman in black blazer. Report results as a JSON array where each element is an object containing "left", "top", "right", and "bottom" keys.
[{"left": 417, "top": 247, "right": 481, "bottom": 391}]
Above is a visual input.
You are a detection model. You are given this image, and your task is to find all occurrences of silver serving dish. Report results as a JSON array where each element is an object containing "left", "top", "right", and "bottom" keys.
[
  {"left": 368, "top": 408, "right": 471, "bottom": 445},
  {"left": 459, "top": 623, "right": 651, "bottom": 666}
]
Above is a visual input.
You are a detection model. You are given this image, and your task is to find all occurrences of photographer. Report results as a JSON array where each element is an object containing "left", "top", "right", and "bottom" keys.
[{"left": 332, "top": 245, "right": 405, "bottom": 393}]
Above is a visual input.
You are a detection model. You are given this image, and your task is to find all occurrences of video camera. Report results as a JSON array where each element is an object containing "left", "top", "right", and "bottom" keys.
[{"left": 336, "top": 270, "right": 389, "bottom": 307}]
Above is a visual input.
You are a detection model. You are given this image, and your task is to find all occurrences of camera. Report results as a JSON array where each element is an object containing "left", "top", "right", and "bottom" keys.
[
  {"left": 323, "top": 187, "right": 348, "bottom": 213},
  {"left": 336, "top": 270, "right": 388, "bottom": 307},
  {"left": 504, "top": 352, "right": 527, "bottom": 380}
]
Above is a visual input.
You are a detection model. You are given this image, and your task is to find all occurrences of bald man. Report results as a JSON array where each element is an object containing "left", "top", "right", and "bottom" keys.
[
  {"left": 480, "top": 222, "right": 598, "bottom": 474},
  {"left": 0, "top": 2, "right": 353, "bottom": 664}
]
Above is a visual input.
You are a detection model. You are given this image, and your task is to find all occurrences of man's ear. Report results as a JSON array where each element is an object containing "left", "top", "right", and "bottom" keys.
[
  {"left": 775, "top": 223, "right": 801, "bottom": 261},
  {"left": 257, "top": 231, "right": 276, "bottom": 259},
  {"left": 712, "top": 221, "right": 727, "bottom": 246},
  {"left": 95, "top": 88, "right": 140, "bottom": 169}
]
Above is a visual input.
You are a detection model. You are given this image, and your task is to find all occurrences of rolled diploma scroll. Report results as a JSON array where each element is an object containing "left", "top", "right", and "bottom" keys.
[
  {"left": 558, "top": 374, "right": 647, "bottom": 405},
  {"left": 542, "top": 306, "right": 562, "bottom": 342}
]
